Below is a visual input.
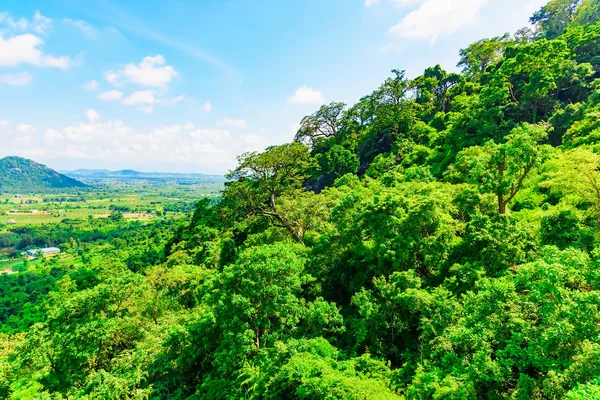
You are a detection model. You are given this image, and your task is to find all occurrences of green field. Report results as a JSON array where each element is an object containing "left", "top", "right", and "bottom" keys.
[{"left": 0, "top": 179, "right": 223, "bottom": 230}]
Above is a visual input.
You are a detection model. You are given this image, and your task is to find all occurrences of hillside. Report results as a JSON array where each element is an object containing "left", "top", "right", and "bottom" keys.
[
  {"left": 0, "top": 157, "right": 86, "bottom": 193},
  {"left": 2, "top": 0, "right": 600, "bottom": 399}
]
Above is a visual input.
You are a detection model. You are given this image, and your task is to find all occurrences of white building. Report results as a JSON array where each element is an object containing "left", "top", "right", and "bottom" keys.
[{"left": 21, "top": 247, "right": 61, "bottom": 258}]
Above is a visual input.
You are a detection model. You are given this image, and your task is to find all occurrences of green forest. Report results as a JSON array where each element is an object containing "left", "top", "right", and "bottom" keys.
[{"left": 2, "top": 0, "right": 600, "bottom": 398}]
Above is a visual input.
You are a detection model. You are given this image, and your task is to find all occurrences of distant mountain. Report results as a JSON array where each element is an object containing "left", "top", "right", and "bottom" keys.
[
  {"left": 114, "top": 169, "right": 142, "bottom": 176},
  {"left": 63, "top": 169, "right": 111, "bottom": 177},
  {"left": 0, "top": 157, "right": 87, "bottom": 193},
  {"left": 62, "top": 168, "right": 226, "bottom": 181}
]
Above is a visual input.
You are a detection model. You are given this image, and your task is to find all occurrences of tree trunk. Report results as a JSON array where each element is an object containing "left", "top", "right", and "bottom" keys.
[
  {"left": 267, "top": 193, "right": 305, "bottom": 245},
  {"left": 498, "top": 195, "right": 507, "bottom": 215}
]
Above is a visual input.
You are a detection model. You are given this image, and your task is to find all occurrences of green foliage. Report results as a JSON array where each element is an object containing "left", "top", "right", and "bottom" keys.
[
  {"left": 457, "top": 34, "right": 511, "bottom": 77},
  {"left": 447, "top": 123, "right": 550, "bottom": 214},
  {"left": 214, "top": 243, "right": 309, "bottom": 351},
  {"left": 565, "top": 378, "right": 600, "bottom": 399},
  {"left": 317, "top": 145, "right": 360, "bottom": 179},
  {"left": 294, "top": 102, "right": 346, "bottom": 147},
  {"left": 3, "top": 2, "right": 600, "bottom": 398},
  {"left": 531, "top": 0, "right": 599, "bottom": 39},
  {"left": 240, "top": 338, "right": 401, "bottom": 399},
  {"left": 541, "top": 208, "right": 594, "bottom": 249}
]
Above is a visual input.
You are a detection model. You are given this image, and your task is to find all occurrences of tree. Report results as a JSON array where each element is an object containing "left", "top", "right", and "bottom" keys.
[
  {"left": 514, "top": 27, "right": 536, "bottom": 44},
  {"left": 540, "top": 208, "right": 593, "bottom": 249},
  {"left": 561, "top": 80, "right": 600, "bottom": 146},
  {"left": 225, "top": 143, "right": 312, "bottom": 244},
  {"left": 351, "top": 270, "right": 442, "bottom": 364},
  {"left": 415, "top": 64, "right": 463, "bottom": 113},
  {"left": 448, "top": 123, "right": 549, "bottom": 214},
  {"left": 457, "top": 34, "right": 511, "bottom": 77},
  {"left": 353, "top": 70, "right": 420, "bottom": 169},
  {"left": 109, "top": 210, "right": 124, "bottom": 221},
  {"left": 215, "top": 244, "right": 308, "bottom": 350},
  {"left": 294, "top": 102, "right": 346, "bottom": 147},
  {"left": 561, "top": 21, "right": 600, "bottom": 78},
  {"left": 572, "top": 0, "right": 600, "bottom": 27},
  {"left": 531, "top": 0, "right": 584, "bottom": 39},
  {"left": 486, "top": 38, "right": 593, "bottom": 125},
  {"left": 317, "top": 145, "right": 359, "bottom": 180},
  {"left": 239, "top": 338, "right": 402, "bottom": 399},
  {"left": 371, "top": 69, "right": 417, "bottom": 132},
  {"left": 545, "top": 148, "right": 600, "bottom": 229}
]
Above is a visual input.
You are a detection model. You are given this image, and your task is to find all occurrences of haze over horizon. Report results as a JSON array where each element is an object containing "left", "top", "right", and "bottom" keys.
[{"left": 0, "top": 0, "right": 544, "bottom": 174}]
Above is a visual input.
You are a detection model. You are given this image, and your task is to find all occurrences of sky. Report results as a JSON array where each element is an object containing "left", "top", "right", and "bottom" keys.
[{"left": 0, "top": 0, "right": 547, "bottom": 174}]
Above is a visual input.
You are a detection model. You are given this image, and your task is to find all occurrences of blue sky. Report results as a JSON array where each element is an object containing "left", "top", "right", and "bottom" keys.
[{"left": 0, "top": 0, "right": 546, "bottom": 173}]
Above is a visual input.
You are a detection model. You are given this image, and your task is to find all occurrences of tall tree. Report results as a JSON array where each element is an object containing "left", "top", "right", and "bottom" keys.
[
  {"left": 484, "top": 38, "right": 593, "bottom": 125},
  {"left": 448, "top": 123, "right": 549, "bottom": 214},
  {"left": 215, "top": 244, "right": 308, "bottom": 350},
  {"left": 415, "top": 64, "right": 463, "bottom": 113},
  {"left": 531, "top": 0, "right": 584, "bottom": 39},
  {"left": 457, "top": 34, "right": 511, "bottom": 78},
  {"left": 225, "top": 143, "right": 312, "bottom": 244},
  {"left": 294, "top": 102, "right": 346, "bottom": 147}
]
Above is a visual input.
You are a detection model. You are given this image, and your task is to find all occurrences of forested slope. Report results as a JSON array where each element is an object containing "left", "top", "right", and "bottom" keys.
[
  {"left": 3, "top": 0, "right": 600, "bottom": 398},
  {"left": 0, "top": 157, "right": 86, "bottom": 193}
]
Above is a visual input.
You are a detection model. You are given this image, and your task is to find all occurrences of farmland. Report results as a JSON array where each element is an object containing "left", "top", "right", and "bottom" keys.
[
  {"left": 0, "top": 177, "right": 224, "bottom": 231},
  {"left": 0, "top": 176, "right": 225, "bottom": 279}
]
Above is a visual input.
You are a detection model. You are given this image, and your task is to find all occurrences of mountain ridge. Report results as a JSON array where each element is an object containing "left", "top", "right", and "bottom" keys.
[{"left": 61, "top": 168, "right": 226, "bottom": 180}]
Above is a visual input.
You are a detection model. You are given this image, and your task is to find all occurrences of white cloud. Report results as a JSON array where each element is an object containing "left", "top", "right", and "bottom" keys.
[
  {"left": 104, "top": 71, "right": 120, "bottom": 85},
  {"left": 16, "top": 124, "right": 36, "bottom": 134},
  {"left": 120, "top": 90, "right": 184, "bottom": 112},
  {"left": 95, "top": 56, "right": 183, "bottom": 112},
  {"left": 82, "top": 80, "right": 99, "bottom": 91},
  {"left": 122, "top": 90, "right": 156, "bottom": 105},
  {"left": 0, "top": 34, "right": 71, "bottom": 69},
  {"left": 98, "top": 90, "right": 123, "bottom": 101},
  {"left": 86, "top": 109, "right": 100, "bottom": 123},
  {"left": 0, "top": 72, "right": 32, "bottom": 86},
  {"left": 153, "top": 122, "right": 195, "bottom": 135},
  {"left": 106, "top": 55, "right": 177, "bottom": 87},
  {"left": 366, "top": 0, "right": 424, "bottom": 7},
  {"left": 163, "top": 95, "right": 185, "bottom": 105},
  {"left": 32, "top": 11, "right": 52, "bottom": 35},
  {"left": 0, "top": 11, "right": 52, "bottom": 35},
  {"left": 1, "top": 112, "right": 269, "bottom": 171},
  {"left": 392, "top": 0, "right": 425, "bottom": 6},
  {"left": 202, "top": 101, "right": 212, "bottom": 111},
  {"left": 190, "top": 129, "right": 231, "bottom": 144},
  {"left": 64, "top": 19, "right": 99, "bottom": 39},
  {"left": 380, "top": 42, "right": 404, "bottom": 54},
  {"left": 96, "top": 89, "right": 182, "bottom": 112},
  {"left": 0, "top": 13, "right": 28, "bottom": 32},
  {"left": 289, "top": 86, "right": 325, "bottom": 105},
  {"left": 218, "top": 118, "right": 248, "bottom": 129},
  {"left": 389, "top": 0, "right": 488, "bottom": 42},
  {"left": 239, "top": 134, "right": 269, "bottom": 153}
]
